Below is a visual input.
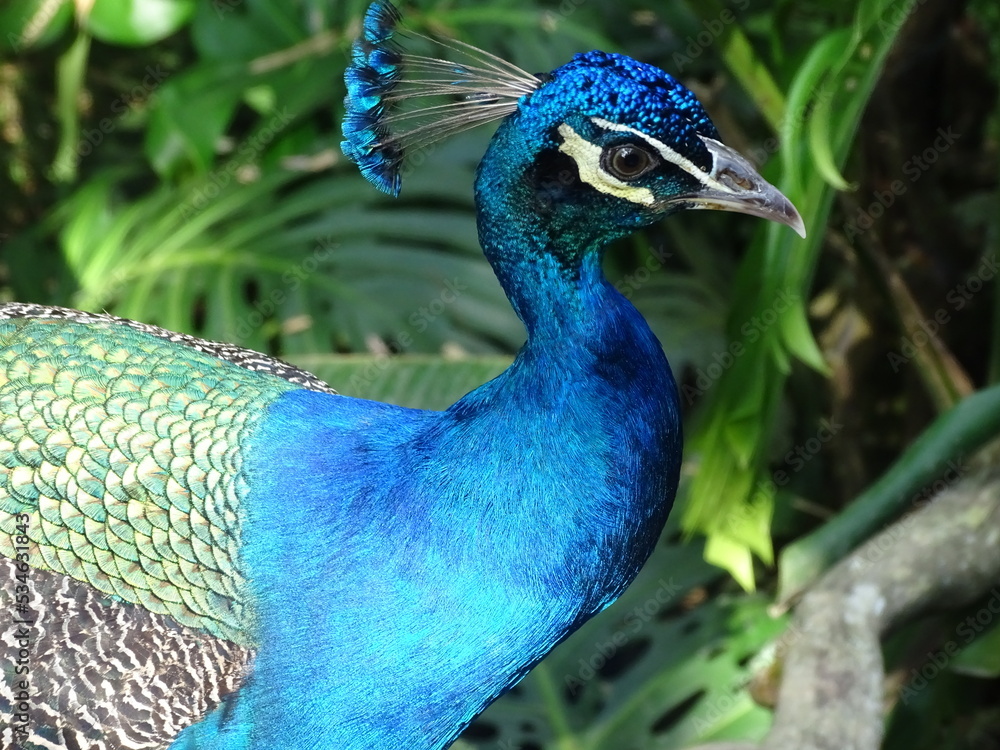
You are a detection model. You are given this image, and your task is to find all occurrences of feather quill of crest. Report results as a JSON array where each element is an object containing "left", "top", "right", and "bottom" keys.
[{"left": 341, "top": 1, "right": 541, "bottom": 195}]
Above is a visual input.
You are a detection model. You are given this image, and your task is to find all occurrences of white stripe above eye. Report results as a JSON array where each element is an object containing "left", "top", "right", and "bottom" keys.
[
  {"left": 556, "top": 124, "right": 655, "bottom": 206},
  {"left": 589, "top": 117, "right": 737, "bottom": 196}
]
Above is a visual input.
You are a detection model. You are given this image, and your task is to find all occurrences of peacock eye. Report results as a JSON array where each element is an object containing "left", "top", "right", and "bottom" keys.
[{"left": 602, "top": 143, "right": 657, "bottom": 181}]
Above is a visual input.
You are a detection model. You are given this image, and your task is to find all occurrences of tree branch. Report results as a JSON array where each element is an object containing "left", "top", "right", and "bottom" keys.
[{"left": 689, "top": 469, "right": 1000, "bottom": 750}]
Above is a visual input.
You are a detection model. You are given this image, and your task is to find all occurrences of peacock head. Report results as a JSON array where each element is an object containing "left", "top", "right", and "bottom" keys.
[{"left": 342, "top": 2, "right": 805, "bottom": 244}]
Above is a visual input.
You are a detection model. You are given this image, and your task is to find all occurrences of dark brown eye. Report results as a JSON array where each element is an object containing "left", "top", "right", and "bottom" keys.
[{"left": 602, "top": 144, "right": 656, "bottom": 180}]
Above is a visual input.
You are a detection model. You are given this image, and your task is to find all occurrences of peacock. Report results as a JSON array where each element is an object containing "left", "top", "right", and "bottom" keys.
[{"left": 0, "top": 3, "right": 804, "bottom": 749}]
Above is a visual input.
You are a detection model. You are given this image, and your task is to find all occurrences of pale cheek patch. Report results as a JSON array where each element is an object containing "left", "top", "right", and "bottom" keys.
[{"left": 556, "top": 124, "right": 655, "bottom": 206}]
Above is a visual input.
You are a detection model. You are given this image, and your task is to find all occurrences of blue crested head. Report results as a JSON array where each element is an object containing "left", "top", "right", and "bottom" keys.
[
  {"left": 527, "top": 49, "right": 721, "bottom": 165},
  {"left": 341, "top": 1, "right": 804, "bottom": 240}
]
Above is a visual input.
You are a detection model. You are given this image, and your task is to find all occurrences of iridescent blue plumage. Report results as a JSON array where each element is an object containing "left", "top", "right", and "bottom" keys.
[
  {"left": 2, "top": 3, "right": 804, "bottom": 749},
  {"left": 552, "top": 50, "right": 721, "bottom": 162},
  {"left": 341, "top": 2, "right": 540, "bottom": 196},
  {"left": 341, "top": 2, "right": 405, "bottom": 193}
]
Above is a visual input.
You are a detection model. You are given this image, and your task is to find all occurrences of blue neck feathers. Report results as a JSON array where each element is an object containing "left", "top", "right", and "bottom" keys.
[
  {"left": 477, "top": 114, "right": 619, "bottom": 340},
  {"left": 198, "top": 105, "right": 683, "bottom": 750},
  {"left": 460, "top": 111, "right": 682, "bottom": 582}
]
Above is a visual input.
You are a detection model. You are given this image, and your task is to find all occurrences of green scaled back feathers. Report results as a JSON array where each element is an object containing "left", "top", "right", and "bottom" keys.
[{"left": 0, "top": 318, "right": 298, "bottom": 645}]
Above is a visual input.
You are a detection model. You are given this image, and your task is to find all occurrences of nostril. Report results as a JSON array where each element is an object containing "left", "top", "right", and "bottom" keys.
[{"left": 719, "top": 167, "right": 754, "bottom": 191}]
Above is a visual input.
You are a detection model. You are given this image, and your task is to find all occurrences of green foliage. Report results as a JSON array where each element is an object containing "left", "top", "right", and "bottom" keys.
[
  {"left": 682, "top": 0, "right": 919, "bottom": 590},
  {"left": 2, "top": 0, "right": 999, "bottom": 747},
  {"left": 86, "top": 0, "right": 195, "bottom": 46}
]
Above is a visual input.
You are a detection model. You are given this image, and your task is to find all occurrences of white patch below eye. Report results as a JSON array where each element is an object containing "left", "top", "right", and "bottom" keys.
[{"left": 556, "top": 124, "right": 655, "bottom": 206}]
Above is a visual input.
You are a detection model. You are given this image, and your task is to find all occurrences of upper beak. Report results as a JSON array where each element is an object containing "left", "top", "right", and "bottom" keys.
[{"left": 668, "top": 136, "right": 806, "bottom": 238}]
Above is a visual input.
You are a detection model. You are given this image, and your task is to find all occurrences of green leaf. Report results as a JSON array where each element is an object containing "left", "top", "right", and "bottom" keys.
[
  {"left": 51, "top": 31, "right": 91, "bottom": 183},
  {"left": 779, "top": 301, "right": 829, "bottom": 374},
  {"left": 85, "top": 0, "right": 195, "bottom": 46},
  {"left": 191, "top": 0, "right": 308, "bottom": 62},
  {"left": 807, "top": 83, "right": 853, "bottom": 191},
  {"left": 705, "top": 535, "right": 757, "bottom": 593},
  {"left": 719, "top": 25, "right": 786, "bottom": 133},
  {"left": 0, "top": 0, "right": 73, "bottom": 53},
  {"left": 778, "top": 29, "right": 851, "bottom": 196},
  {"left": 680, "top": 0, "right": 785, "bottom": 132},
  {"left": 144, "top": 65, "right": 247, "bottom": 177},
  {"left": 40, "top": 129, "right": 519, "bottom": 361},
  {"left": 951, "top": 620, "right": 1000, "bottom": 678}
]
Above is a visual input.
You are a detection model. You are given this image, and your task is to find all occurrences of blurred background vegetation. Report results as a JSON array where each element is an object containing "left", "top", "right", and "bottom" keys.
[{"left": 1, "top": 0, "right": 999, "bottom": 748}]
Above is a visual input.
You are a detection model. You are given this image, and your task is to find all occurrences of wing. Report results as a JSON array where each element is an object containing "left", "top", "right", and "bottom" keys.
[
  {"left": 0, "top": 561, "right": 251, "bottom": 750},
  {"left": 0, "top": 305, "right": 327, "bottom": 748},
  {"left": 0, "top": 303, "right": 336, "bottom": 396}
]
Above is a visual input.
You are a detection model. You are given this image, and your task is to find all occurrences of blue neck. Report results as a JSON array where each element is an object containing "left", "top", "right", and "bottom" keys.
[
  {"left": 473, "top": 115, "right": 647, "bottom": 344},
  {"left": 436, "top": 118, "right": 683, "bottom": 613},
  {"left": 222, "top": 121, "right": 683, "bottom": 750}
]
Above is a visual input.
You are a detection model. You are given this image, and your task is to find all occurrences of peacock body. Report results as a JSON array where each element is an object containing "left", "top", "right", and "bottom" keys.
[{"left": 0, "top": 3, "right": 803, "bottom": 749}]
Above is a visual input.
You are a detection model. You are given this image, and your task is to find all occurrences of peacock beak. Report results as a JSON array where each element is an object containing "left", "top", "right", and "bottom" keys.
[{"left": 670, "top": 136, "right": 807, "bottom": 238}]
